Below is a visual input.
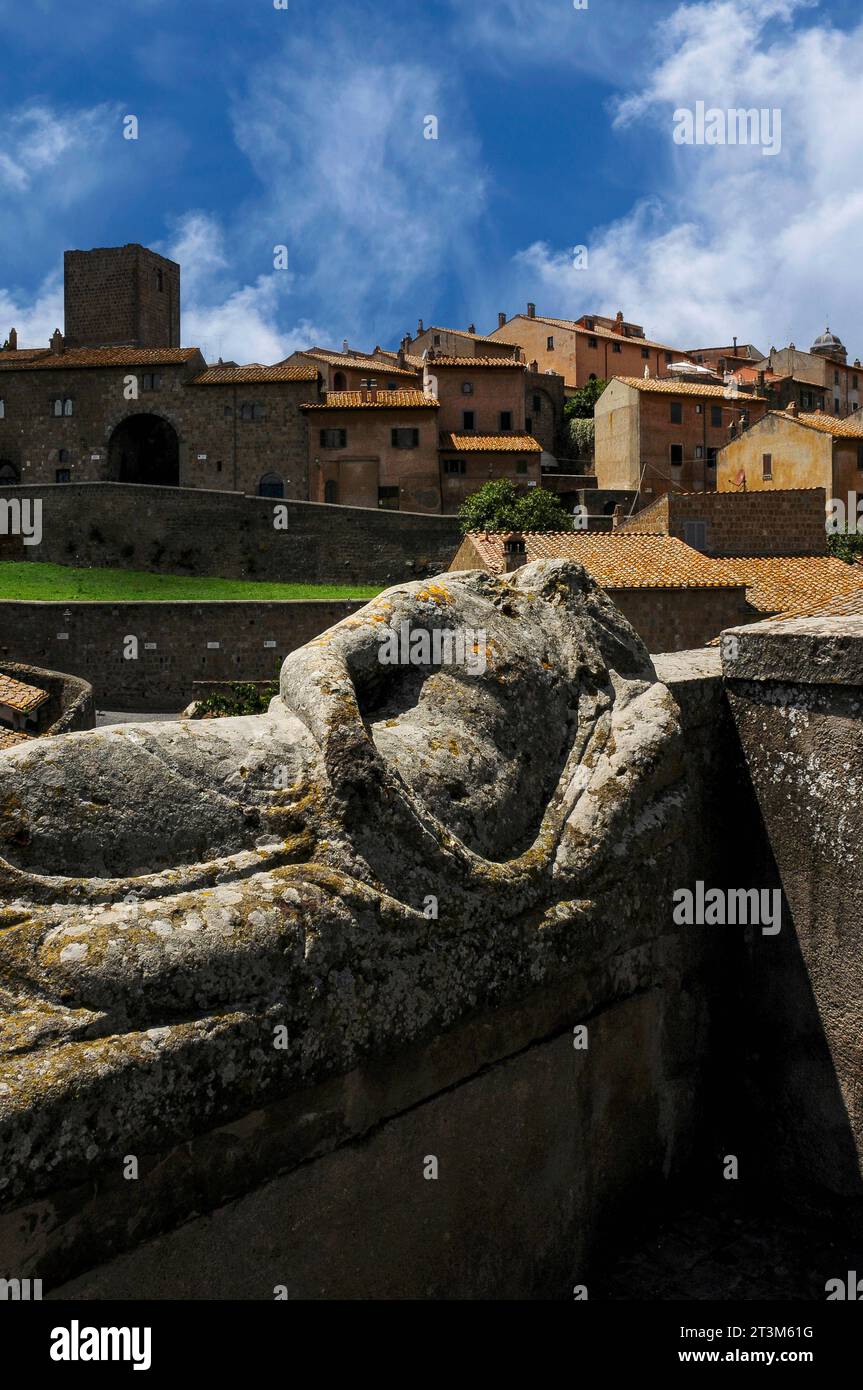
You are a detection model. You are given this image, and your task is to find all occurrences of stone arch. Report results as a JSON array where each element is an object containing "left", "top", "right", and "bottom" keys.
[
  {"left": 108, "top": 413, "right": 180, "bottom": 486},
  {"left": 258, "top": 473, "right": 285, "bottom": 498},
  {"left": 333, "top": 371, "right": 347, "bottom": 391}
]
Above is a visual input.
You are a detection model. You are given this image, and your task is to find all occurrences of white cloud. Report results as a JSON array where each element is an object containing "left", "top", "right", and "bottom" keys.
[
  {"left": 164, "top": 213, "right": 327, "bottom": 363},
  {"left": 511, "top": 0, "right": 863, "bottom": 356},
  {"left": 0, "top": 273, "right": 64, "bottom": 349}
]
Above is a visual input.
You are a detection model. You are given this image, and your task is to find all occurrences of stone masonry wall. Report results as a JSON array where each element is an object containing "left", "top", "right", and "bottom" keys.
[
  {"left": 0, "top": 600, "right": 366, "bottom": 709},
  {"left": 0, "top": 483, "right": 463, "bottom": 585}
]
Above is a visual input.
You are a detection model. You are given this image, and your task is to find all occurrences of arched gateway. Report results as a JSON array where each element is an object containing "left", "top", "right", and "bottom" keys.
[{"left": 108, "top": 414, "right": 180, "bottom": 486}]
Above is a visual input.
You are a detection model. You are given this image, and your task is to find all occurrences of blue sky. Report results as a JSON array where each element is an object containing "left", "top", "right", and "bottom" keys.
[{"left": 0, "top": 0, "right": 860, "bottom": 361}]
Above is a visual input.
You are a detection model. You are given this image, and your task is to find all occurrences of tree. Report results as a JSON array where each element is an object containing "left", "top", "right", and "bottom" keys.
[
  {"left": 828, "top": 533, "right": 863, "bottom": 565},
  {"left": 569, "top": 417, "right": 595, "bottom": 460},
  {"left": 564, "top": 378, "right": 609, "bottom": 420},
  {"left": 458, "top": 480, "right": 573, "bottom": 534}
]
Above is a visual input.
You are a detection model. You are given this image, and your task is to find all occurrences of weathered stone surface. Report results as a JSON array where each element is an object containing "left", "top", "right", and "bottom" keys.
[
  {"left": 722, "top": 616, "right": 863, "bottom": 1213},
  {"left": 0, "top": 560, "right": 691, "bottom": 1224}
]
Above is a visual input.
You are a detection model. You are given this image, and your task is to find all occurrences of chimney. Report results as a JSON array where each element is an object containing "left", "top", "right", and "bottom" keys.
[
  {"left": 397, "top": 347, "right": 406, "bottom": 368},
  {"left": 498, "top": 312, "right": 507, "bottom": 329},
  {"left": 733, "top": 336, "right": 738, "bottom": 352},
  {"left": 758, "top": 370, "right": 765, "bottom": 388},
  {"left": 527, "top": 303, "right": 536, "bottom": 319},
  {"left": 417, "top": 319, "right": 424, "bottom": 336},
  {"left": 503, "top": 532, "right": 527, "bottom": 573},
  {"left": 342, "top": 339, "right": 349, "bottom": 354},
  {"left": 612, "top": 504, "right": 624, "bottom": 530},
  {"left": 786, "top": 401, "right": 798, "bottom": 416},
  {"left": 50, "top": 328, "right": 64, "bottom": 354},
  {"left": 468, "top": 323, "right": 476, "bottom": 335},
  {"left": 530, "top": 360, "right": 539, "bottom": 373},
  {"left": 6, "top": 328, "right": 16, "bottom": 351},
  {"left": 614, "top": 311, "right": 625, "bottom": 335}
]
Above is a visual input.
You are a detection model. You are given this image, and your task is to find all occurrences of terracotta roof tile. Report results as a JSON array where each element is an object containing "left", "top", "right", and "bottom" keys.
[
  {"left": 795, "top": 411, "right": 863, "bottom": 439},
  {"left": 194, "top": 364, "right": 319, "bottom": 384},
  {"left": 614, "top": 377, "right": 766, "bottom": 401},
  {"left": 420, "top": 326, "right": 507, "bottom": 347},
  {"left": 301, "top": 390, "right": 439, "bottom": 410},
  {"left": 301, "top": 348, "right": 418, "bottom": 378},
  {"left": 0, "top": 674, "right": 50, "bottom": 713},
  {"left": 425, "top": 356, "right": 525, "bottom": 369},
  {"left": 440, "top": 433, "right": 542, "bottom": 453},
  {"left": 0, "top": 347, "right": 200, "bottom": 372},
  {"left": 0, "top": 729, "right": 35, "bottom": 751},
  {"left": 717, "top": 555, "right": 863, "bottom": 615},
  {"left": 460, "top": 532, "right": 745, "bottom": 589}
]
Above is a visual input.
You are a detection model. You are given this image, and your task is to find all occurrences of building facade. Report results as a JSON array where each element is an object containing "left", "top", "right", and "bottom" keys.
[
  {"left": 594, "top": 377, "right": 768, "bottom": 505},
  {"left": 716, "top": 405, "right": 863, "bottom": 501},
  {"left": 489, "top": 307, "right": 694, "bottom": 390}
]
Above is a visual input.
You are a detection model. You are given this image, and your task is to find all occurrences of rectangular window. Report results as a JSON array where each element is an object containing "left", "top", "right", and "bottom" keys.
[
  {"left": 320, "top": 428, "right": 347, "bottom": 448},
  {"left": 641, "top": 348, "right": 650, "bottom": 360},
  {"left": 670, "top": 444, "right": 684, "bottom": 467},
  {"left": 546, "top": 336, "right": 555, "bottom": 351},
  {"left": 463, "top": 411, "right": 475, "bottom": 430},
  {"left": 665, "top": 353, "right": 673, "bottom": 364},
  {"left": 391, "top": 427, "right": 420, "bottom": 448},
  {"left": 670, "top": 402, "right": 683, "bottom": 424},
  {"left": 612, "top": 343, "right": 622, "bottom": 354},
  {"left": 835, "top": 399, "right": 841, "bottom": 414},
  {"left": 516, "top": 461, "right": 528, "bottom": 474},
  {"left": 378, "top": 486, "right": 400, "bottom": 509},
  {"left": 707, "top": 447, "right": 718, "bottom": 468},
  {"left": 762, "top": 453, "right": 773, "bottom": 480},
  {"left": 0, "top": 398, "right": 5, "bottom": 419},
  {"left": 711, "top": 405, "right": 723, "bottom": 427},
  {"left": 55, "top": 469, "right": 70, "bottom": 483},
  {"left": 683, "top": 521, "right": 707, "bottom": 551},
  {"left": 444, "top": 459, "right": 465, "bottom": 475},
  {"left": 695, "top": 445, "right": 703, "bottom": 459},
  {"left": 532, "top": 395, "right": 541, "bottom": 412},
  {"left": 588, "top": 337, "right": 598, "bottom": 349},
  {"left": 525, "top": 417, "right": 532, "bottom": 433},
  {"left": 500, "top": 411, "right": 513, "bottom": 431}
]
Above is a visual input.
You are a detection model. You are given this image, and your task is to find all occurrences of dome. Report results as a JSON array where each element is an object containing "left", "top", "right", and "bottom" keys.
[{"left": 810, "top": 327, "right": 847, "bottom": 362}]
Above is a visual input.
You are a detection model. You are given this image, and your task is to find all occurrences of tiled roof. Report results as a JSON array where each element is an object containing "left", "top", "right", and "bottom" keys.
[
  {"left": 0, "top": 729, "right": 34, "bottom": 751},
  {"left": 0, "top": 348, "right": 51, "bottom": 363},
  {"left": 440, "top": 433, "right": 542, "bottom": 453},
  {"left": 0, "top": 674, "right": 50, "bottom": 713},
  {"left": 795, "top": 411, "right": 863, "bottom": 439},
  {"left": 508, "top": 314, "right": 687, "bottom": 354},
  {"left": 425, "top": 356, "right": 525, "bottom": 369},
  {"left": 717, "top": 555, "right": 863, "bottom": 615},
  {"left": 419, "top": 326, "right": 506, "bottom": 347},
  {"left": 0, "top": 347, "right": 200, "bottom": 371},
  {"left": 194, "top": 364, "right": 319, "bottom": 384},
  {"left": 614, "top": 377, "right": 766, "bottom": 401},
  {"left": 792, "top": 586, "right": 863, "bottom": 620},
  {"left": 301, "top": 390, "right": 439, "bottom": 410},
  {"left": 301, "top": 348, "right": 419, "bottom": 378},
  {"left": 460, "top": 532, "right": 745, "bottom": 589}
]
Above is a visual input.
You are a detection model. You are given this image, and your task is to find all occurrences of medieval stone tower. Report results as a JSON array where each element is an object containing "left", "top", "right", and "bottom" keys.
[{"left": 63, "top": 243, "right": 181, "bottom": 349}]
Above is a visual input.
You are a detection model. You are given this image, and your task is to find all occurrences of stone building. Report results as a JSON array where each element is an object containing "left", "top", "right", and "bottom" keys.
[
  {"left": 63, "top": 243, "right": 180, "bottom": 350},
  {"left": 594, "top": 377, "right": 768, "bottom": 506},
  {"left": 302, "top": 389, "right": 442, "bottom": 511},
  {"left": 0, "top": 347, "right": 320, "bottom": 497},
  {"left": 754, "top": 331, "right": 863, "bottom": 418},
  {"left": 489, "top": 306, "right": 694, "bottom": 390},
  {"left": 716, "top": 404, "right": 863, "bottom": 499},
  {"left": 285, "top": 346, "right": 420, "bottom": 393}
]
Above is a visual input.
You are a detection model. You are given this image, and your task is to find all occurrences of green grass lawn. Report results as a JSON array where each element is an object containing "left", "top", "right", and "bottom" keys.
[{"left": 0, "top": 562, "right": 379, "bottom": 603}]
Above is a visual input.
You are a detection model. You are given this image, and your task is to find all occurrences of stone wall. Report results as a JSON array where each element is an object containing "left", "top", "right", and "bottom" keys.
[
  {"left": 64, "top": 244, "right": 181, "bottom": 349},
  {"left": 619, "top": 487, "right": 828, "bottom": 556},
  {"left": 0, "top": 600, "right": 365, "bottom": 709},
  {"left": 0, "top": 483, "right": 463, "bottom": 585},
  {"left": 723, "top": 616, "right": 863, "bottom": 1228},
  {"left": 611, "top": 586, "right": 758, "bottom": 653},
  {"left": 0, "top": 660, "right": 94, "bottom": 733}
]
